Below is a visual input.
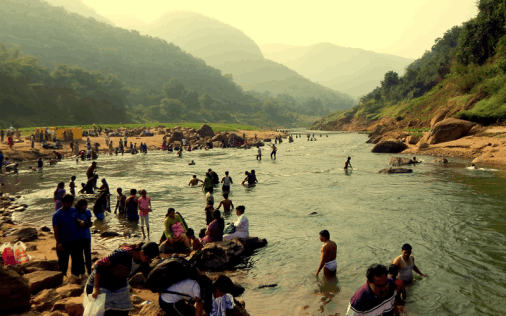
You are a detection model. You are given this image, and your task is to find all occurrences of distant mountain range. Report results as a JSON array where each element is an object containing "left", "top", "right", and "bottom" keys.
[
  {"left": 260, "top": 43, "right": 414, "bottom": 98},
  {"left": 43, "top": 0, "right": 116, "bottom": 25}
]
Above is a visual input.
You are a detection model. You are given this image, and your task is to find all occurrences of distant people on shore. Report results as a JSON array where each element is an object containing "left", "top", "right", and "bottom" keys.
[{"left": 315, "top": 230, "right": 337, "bottom": 277}]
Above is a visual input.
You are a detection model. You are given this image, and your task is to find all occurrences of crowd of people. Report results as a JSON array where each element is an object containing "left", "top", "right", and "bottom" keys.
[{"left": 49, "top": 156, "right": 256, "bottom": 315}]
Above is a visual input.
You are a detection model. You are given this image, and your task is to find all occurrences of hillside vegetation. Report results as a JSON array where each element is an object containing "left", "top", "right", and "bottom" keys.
[
  {"left": 0, "top": 0, "right": 326, "bottom": 128},
  {"left": 312, "top": 0, "right": 506, "bottom": 130}
]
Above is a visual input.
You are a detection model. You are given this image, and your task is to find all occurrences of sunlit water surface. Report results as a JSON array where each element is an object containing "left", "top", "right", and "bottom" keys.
[{"left": 2, "top": 132, "right": 506, "bottom": 315}]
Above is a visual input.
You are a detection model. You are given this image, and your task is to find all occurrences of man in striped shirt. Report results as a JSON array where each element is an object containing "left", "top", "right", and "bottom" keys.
[{"left": 346, "top": 264, "right": 398, "bottom": 316}]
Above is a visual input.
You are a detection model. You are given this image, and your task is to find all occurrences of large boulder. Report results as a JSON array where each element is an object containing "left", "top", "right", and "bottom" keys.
[
  {"left": 371, "top": 140, "right": 408, "bottom": 153},
  {"left": 430, "top": 111, "right": 448, "bottom": 127},
  {"left": 24, "top": 270, "right": 64, "bottom": 294},
  {"left": 129, "top": 272, "right": 147, "bottom": 289},
  {"left": 197, "top": 124, "right": 215, "bottom": 138},
  {"left": 236, "top": 237, "right": 268, "bottom": 254},
  {"left": 0, "top": 265, "right": 32, "bottom": 312},
  {"left": 378, "top": 168, "right": 413, "bottom": 174},
  {"left": 199, "top": 240, "right": 246, "bottom": 271},
  {"left": 168, "top": 131, "right": 184, "bottom": 143},
  {"left": 212, "top": 134, "right": 226, "bottom": 142},
  {"left": 388, "top": 157, "right": 414, "bottom": 166},
  {"left": 427, "top": 118, "right": 476, "bottom": 144}
]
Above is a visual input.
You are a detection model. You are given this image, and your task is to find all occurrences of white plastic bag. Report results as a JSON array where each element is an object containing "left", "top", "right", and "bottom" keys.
[
  {"left": 13, "top": 241, "right": 30, "bottom": 264},
  {"left": 82, "top": 293, "right": 106, "bottom": 316}
]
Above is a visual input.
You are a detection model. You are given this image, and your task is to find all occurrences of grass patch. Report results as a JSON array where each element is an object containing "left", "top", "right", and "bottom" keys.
[{"left": 405, "top": 127, "right": 430, "bottom": 137}]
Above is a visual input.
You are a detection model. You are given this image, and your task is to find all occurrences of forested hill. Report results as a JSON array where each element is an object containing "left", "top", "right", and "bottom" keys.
[
  {"left": 312, "top": 0, "right": 506, "bottom": 131},
  {"left": 0, "top": 0, "right": 332, "bottom": 127}
]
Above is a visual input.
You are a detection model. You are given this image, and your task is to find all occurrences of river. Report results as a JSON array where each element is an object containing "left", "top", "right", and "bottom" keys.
[{"left": 2, "top": 132, "right": 506, "bottom": 315}]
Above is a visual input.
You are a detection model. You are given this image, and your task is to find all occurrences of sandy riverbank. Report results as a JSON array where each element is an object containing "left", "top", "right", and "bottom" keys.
[{"left": 0, "top": 129, "right": 287, "bottom": 164}]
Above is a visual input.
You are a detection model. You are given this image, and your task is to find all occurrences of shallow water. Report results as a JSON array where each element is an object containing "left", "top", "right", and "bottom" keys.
[{"left": 2, "top": 132, "right": 506, "bottom": 315}]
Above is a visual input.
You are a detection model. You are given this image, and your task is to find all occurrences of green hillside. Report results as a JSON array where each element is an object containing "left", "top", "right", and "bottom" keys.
[
  {"left": 0, "top": 0, "right": 321, "bottom": 128},
  {"left": 312, "top": 0, "right": 506, "bottom": 130},
  {"left": 144, "top": 11, "right": 356, "bottom": 114}
]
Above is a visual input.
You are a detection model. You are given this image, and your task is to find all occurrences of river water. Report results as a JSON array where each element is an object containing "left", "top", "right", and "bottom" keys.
[{"left": 2, "top": 132, "right": 506, "bottom": 315}]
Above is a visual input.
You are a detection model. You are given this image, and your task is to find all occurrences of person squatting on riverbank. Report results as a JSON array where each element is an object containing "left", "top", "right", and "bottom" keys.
[
  {"left": 138, "top": 189, "right": 152, "bottom": 239},
  {"left": 315, "top": 230, "right": 337, "bottom": 277},
  {"left": 86, "top": 242, "right": 160, "bottom": 316},
  {"left": 346, "top": 264, "right": 397, "bottom": 316}
]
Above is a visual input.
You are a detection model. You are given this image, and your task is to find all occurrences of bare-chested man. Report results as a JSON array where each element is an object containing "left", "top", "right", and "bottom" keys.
[
  {"left": 315, "top": 230, "right": 337, "bottom": 277},
  {"left": 188, "top": 175, "right": 204, "bottom": 187},
  {"left": 392, "top": 243, "right": 428, "bottom": 283},
  {"left": 216, "top": 193, "right": 234, "bottom": 212}
]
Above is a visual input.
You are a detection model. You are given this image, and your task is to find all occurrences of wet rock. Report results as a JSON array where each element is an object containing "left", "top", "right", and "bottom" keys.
[
  {"left": 258, "top": 284, "right": 277, "bottom": 289},
  {"left": 32, "top": 288, "right": 62, "bottom": 312},
  {"left": 388, "top": 157, "right": 414, "bottom": 166},
  {"left": 0, "top": 265, "right": 32, "bottom": 312},
  {"left": 65, "top": 297, "right": 84, "bottom": 316},
  {"left": 428, "top": 118, "right": 476, "bottom": 144},
  {"left": 5, "top": 226, "right": 38, "bottom": 242},
  {"left": 371, "top": 140, "right": 408, "bottom": 153},
  {"left": 237, "top": 237, "right": 268, "bottom": 254},
  {"left": 56, "top": 284, "right": 83, "bottom": 298},
  {"left": 24, "top": 270, "right": 64, "bottom": 294},
  {"left": 263, "top": 139, "right": 271, "bottom": 142},
  {"left": 432, "top": 158, "right": 449, "bottom": 163},
  {"left": 26, "top": 243, "right": 38, "bottom": 251},
  {"left": 378, "top": 168, "right": 413, "bottom": 174},
  {"left": 100, "top": 231, "right": 120, "bottom": 237},
  {"left": 309, "top": 212, "right": 317, "bottom": 215},
  {"left": 197, "top": 124, "right": 214, "bottom": 138}
]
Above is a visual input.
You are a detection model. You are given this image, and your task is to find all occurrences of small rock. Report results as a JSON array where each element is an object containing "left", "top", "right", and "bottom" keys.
[
  {"left": 100, "top": 231, "right": 120, "bottom": 238},
  {"left": 40, "top": 226, "right": 51, "bottom": 232},
  {"left": 51, "top": 298, "right": 70, "bottom": 312},
  {"left": 56, "top": 284, "right": 84, "bottom": 298},
  {"left": 129, "top": 272, "right": 147, "bottom": 289},
  {"left": 26, "top": 244, "right": 38, "bottom": 251},
  {"left": 131, "top": 295, "right": 144, "bottom": 304},
  {"left": 21, "top": 259, "right": 59, "bottom": 272},
  {"left": 258, "top": 284, "right": 277, "bottom": 289},
  {"left": 378, "top": 168, "right": 413, "bottom": 174},
  {"left": 32, "top": 288, "right": 62, "bottom": 312}
]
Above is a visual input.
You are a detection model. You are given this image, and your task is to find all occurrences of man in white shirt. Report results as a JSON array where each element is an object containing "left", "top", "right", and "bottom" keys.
[{"left": 223, "top": 205, "right": 249, "bottom": 240}]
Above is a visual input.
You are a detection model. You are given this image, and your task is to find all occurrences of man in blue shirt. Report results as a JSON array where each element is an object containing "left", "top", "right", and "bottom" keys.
[
  {"left": 346, "top": 264, "right": 397, "bottom": 316},
  {"left": 52, "top": 194, "right": 84, "bottom": 277}
]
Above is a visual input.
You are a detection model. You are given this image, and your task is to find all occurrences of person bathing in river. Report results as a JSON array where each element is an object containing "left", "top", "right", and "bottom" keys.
[
  {"left": 125, "top": 189, "right": 139, "bottom": 222},
  {"left": 241, "top": 171, "right": 256, "bottom": 187},
  {"left": 392, "top": 243, "right": 428, "bottom": 283},
  {"left": 189, "top": 175, "right": 204, "bottom": 187},
  {"left": 344, "top": 157, "right": 352, "bottom": 170},
  {"left": 388, "top": 264, "right": 407, "bottom": 306},
  {"left": 115, "top": 188, "right": 126, "bottom": 216},
  {"left": 256, "top": 145, "right": 262, "bottom": 160},
  {"left": 189, "top": 160, "right": 196, "bottom": 165},
  {"left": 69, "top": 176, "right": 76, "bottom": 196},
  {"left": 221, "top": 171, "right": 233, "bottom": 193},
  {"left": 216, "top": 193, "right": 234, "bottom": 213},
  {"left": 54, "top": 182, "right": 66, "bottom": 211},
  {"left": 93, "top": 193, "right": 108, "bottom": 221},
  {"left": 138, "top": 189, "right": 152, "bottom": 239},
  {"left": 203, "top": 172, "right": 213, "bottom": 193},
  {"left": 315, "top": 230, "right": 337, "bottom": 277}
]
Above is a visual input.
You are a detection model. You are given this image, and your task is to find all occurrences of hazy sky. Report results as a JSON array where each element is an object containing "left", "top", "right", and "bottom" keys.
[{"left": 82, "top": 0, "right": 478, "bottom": 59}]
